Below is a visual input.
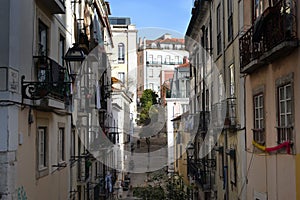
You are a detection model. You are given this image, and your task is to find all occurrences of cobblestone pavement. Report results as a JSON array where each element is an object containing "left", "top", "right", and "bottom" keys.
[{"left": 114, "top": 135, "right": 168, "bottom": 199}]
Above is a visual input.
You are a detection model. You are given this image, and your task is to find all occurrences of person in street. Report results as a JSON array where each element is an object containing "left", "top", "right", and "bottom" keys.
[
  {"left": 131, "top": 143, "right": 135, "bottom": 155},
  {"left": 137, "top": 139, "right": 140, "bottom": 148},
  {"left": 105, "top": 171, "right": 113, "bottom": 193},
  {"left": 146, "top": 137, "right": 150, "bottom": 153}
]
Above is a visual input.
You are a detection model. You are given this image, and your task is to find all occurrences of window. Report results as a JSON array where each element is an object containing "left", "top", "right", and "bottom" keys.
[
  {"left": 38, "top": 20, "right": 48, "bottom": 56},
  {"left": 217, "top": 147, "right": 224, "bottom": 178},
  {"left": 254, "top": 0, "right": 264, "bottom": 21},
  {"left": 149, "top": 83, "right": 154, "bottom": 90},
  {"left": 205, "top": 89, "right": 209, "bottom": 111},
  {"left": 175, "top": 56, "right": 179, "bottom": 64},
  {"left": 278, "top": 84, "right": 292, "bottom": 127},
  {"left": 218, "top": 74, "right": 223, "bottom": 99},
  {"left": 58, "top": 127, "right": 65, "bottom": 162},
  {"left": 118, "top": 43, "right": 125, "bottom": 63},
  {"left": 157, "top": 55, "right": 162, "bottom": 64},
  {"left": 238, "top": 0, "right": 244, "bottom": 33},
  {"left": 228, "top": 0, "right": 233, "bottom": 42},
  {"left": 148, "top": 54, "right": 153, "bottom": 64},
  {"left": 71, "top": 129, "right": 75, "bottom": 159},
  {"left": 118, "top": 72, "right": 125, "bottom": 83},
  {"left": 149, "top": 68, "right": 153, "bottom": 77},
  {"left": 229, "top": 149, "right": 237, "bottom": 185},
  {"left": 217, "top": 4, "right": 222, "bottom": 54},
  {"left": 277, "top": 83, "right": 293, "bottom": 143},
  {"left": 165, "top": 55, "right": 170, "bottom": 64},
  {"left": 229, "top": 64, "right": 235, "bottom": 97},
  {"left": 59, "top": 34, "right": 65, "bottom": 65},
  {"left": 38, "top": 127, "right": 47, "bottom": 169},
  {"left": 253, "top": 94, "right": 265, "bottom": 144}
]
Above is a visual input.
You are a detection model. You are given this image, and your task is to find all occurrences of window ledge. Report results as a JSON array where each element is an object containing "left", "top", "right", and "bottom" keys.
[{"left": 37, "top": 167, "right": 49, "bottom": 179}]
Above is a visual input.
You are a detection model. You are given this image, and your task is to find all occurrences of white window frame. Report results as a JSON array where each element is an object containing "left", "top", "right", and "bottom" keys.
[
  {"left": 59, "top": 34, "right": 65, "bottom": 66},
  {"left": 278, "top": 83, "right": 292, "bottom": 127},
  {"left": 254, "top": 0, "right": 264, "bottom": 20},
  {"left": 253, "top": 93, "right": 265, "bottom": 144},
  {"left": 118, "top": 72, "right": 125, "bottom": 83},
  {"left": 229, "top": 64, "right": 235, "bottom": 97},
  {"left": 165, "top": 55, "right": 170, "bottom": 64},
  {"left": 157, "top": 55, "right": 162, "bottom": 64},
  {"left": 118, "top": 43, "right": 125, "bottom": 63},
  {"left": 38, "top": 127, "right": 47, "bottom": 170},
  {"left": 38, "top": 19, "right": 48, "bottom": 56},
  {"left": 227, "top": 0, "right": 233, "bottom": 42},
  {"left": 277, "top": 83, "right": 293, "bottom": 144},
  {"left": 148, "top": 68, "right": 154, "bottom": 77},
  {"left": 148, "top": 54, "right": 153, "bottom": 64},
  {"left": 58, "top": 127, "right": 65, "bottom": 162}
]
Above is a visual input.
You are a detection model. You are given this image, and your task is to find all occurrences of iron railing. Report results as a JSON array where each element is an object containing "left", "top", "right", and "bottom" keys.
[
  {"left": 277, "top": 126, "right": 293, "bottom": 144},
  {"left": 239, "top": 0, "right": 297, "bottom": 70},
  {"left": 253, "top": 128, "right": 265, "bottom": 144},
  {"left": 188, "top": 159, "right": 216, "bottom": 190},
  {"left": 21, "top": 56, "right": 71, "bottom": 102}
]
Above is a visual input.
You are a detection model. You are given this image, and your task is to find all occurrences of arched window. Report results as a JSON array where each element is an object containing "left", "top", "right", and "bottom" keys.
[{"left": 118, "top": 43, "right": 125, "bottom": 63}]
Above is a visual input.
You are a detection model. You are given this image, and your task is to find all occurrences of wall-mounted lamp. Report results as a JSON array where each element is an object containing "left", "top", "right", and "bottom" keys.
[{"left": 64, "top": 43, "right": 86, "bottom": 81}]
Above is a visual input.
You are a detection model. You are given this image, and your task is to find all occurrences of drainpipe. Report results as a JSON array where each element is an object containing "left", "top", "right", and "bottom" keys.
[{"left": 222, "top": 0, "right": 229, "bottom": 199}]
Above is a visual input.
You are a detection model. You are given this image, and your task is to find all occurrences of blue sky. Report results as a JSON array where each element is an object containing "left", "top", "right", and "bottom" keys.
[{"left": 108, "top": 0, "right": 193, "bottom": 39}]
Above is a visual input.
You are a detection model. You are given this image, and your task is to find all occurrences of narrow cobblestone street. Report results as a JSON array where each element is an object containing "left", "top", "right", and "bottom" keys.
[{"left": 114, "top": 135, "right": 168, "bottom": 199}]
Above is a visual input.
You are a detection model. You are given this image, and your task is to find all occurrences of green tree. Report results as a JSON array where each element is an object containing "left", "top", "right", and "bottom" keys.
[{"left": 137, "top": 89, "right": 158, "bottom": 125}]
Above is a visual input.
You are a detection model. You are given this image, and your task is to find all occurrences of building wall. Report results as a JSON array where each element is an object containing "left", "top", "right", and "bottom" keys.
[
  {"left": 0, "top": 0, "right": 114, "bottom": 199},
  {"left": 17, "top": 110, "right": 71, "bottom": 200},
  {"left": 109, "top": 21, "right": 138, "bottom": 131},
  {"left": 245, "top": 50, "right": 299, "bottom": 200},
  {"left": 137, "top": 35, "right": 188, "bottom": 99},
  {"left": 166, "top": 98, "right": 189, "bottom": 172}
]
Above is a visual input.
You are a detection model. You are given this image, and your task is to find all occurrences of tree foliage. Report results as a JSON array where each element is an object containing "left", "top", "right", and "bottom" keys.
[
  {"left": 133, "top": 185, "right": 165, "bottom": 200},
  {"left": 137, "top": 89, "right": 158, "bottom": 125}
]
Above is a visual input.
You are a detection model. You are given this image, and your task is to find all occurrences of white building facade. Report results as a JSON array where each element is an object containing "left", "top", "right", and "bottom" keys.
[{"left": 137, "top": 34, "right": 189, "bottom": 100}]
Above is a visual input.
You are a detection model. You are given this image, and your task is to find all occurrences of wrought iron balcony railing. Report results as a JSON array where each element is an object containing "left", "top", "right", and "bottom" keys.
[
  {"left": 147, "top": 60, "right": 184, "bottom": 65},
  {"left": 239, "top": 0, "right": 298, "bottom": 73},
  {"left": 22, "top": 56, "right": 71, "bottom": 103},
  {"left": 188, "top": 159, "right": 216, "bottom": 190},
  {"left": 211, "top": 98, "right": 236, "bottom": 130}
]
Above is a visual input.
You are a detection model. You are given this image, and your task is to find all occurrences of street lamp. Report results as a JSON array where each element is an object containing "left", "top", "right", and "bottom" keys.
[
  {"left": 186, "top": 142, "right": 194, "bottom": 160},
  {"left": 186, "top": 142, "right": 194, "bottom": 200},
  {"left": 64, "top": 43, "right": 86, "bottom": 81}
]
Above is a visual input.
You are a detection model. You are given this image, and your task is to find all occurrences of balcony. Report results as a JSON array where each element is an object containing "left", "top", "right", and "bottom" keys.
[
  {"left": 239, "top": 0, "right": 298, "bottom": 73},
  {"left": 211, "top": 98, "right": 236, "bottom": 130},
  {"left": 188, "top": 111, "right": 210, "bottom": 134},
  {"left": 188, "top": 159, "right": 216, "bottom": 191},
  {"left": 21, "top": 56, "right": 71, "bottom": 108},
  {"left": 146, "top": 60, "right": 183, "bottom": 66},
  {"left": 39, "top": 0, "right": 65, "bottom": 14}
]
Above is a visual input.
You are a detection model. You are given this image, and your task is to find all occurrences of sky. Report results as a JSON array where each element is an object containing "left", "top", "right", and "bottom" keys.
[{"left": 108, "top": 0, "right": 194, "bottom": 39}]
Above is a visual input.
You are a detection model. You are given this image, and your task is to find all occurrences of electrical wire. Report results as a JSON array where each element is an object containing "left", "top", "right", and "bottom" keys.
[{"left": 237, "top": 149, "right": 254, "bottom": 199}]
